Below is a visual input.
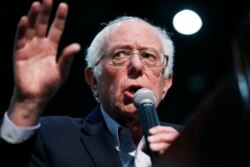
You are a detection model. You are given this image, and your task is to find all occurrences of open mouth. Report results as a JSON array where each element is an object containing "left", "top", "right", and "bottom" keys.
[
  {"left": 125, "top": 85, "right": 143, "bottom": 97},
  {"left": 123, "top": 85, "right": 143, "bottom": 105}
]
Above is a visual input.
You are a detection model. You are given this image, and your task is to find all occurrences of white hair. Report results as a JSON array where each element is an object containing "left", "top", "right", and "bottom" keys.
[{"left": 85, "top": 16, "right": 175, "bottom": 79}]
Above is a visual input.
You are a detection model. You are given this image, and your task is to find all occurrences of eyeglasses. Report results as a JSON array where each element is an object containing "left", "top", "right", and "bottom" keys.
[{"left": 95, "top": 49, "right": 168, "bottom": 67}]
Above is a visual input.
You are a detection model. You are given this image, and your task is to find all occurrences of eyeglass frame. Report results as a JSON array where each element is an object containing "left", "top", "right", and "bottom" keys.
[{"left": 94, "top": 48, "right": 169, "bottom": 68}]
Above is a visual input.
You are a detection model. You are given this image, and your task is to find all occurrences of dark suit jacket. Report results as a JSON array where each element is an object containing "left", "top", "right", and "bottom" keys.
[{"left": 0, "top": 105, "right": 183, "bottom": 167}]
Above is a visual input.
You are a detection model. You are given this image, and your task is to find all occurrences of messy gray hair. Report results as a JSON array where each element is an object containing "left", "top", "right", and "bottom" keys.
[{"left": 85, "top": 16, "right": 175, "bottom": 79}]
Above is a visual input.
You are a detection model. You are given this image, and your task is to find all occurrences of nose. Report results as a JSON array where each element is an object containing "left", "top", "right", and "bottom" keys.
[{"left": 127, "top": 53, "right": 143, "bottom": 78}]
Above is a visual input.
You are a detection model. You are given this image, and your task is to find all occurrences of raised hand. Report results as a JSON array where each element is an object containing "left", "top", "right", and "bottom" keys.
[{"left": 8, "top": 0, "right": 81, "bottom": 126}]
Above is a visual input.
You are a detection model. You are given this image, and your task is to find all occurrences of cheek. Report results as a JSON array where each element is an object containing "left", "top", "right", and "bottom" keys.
[
  {"left": 98, "top": 66, "right": 125, "bottom": 98},
  {"left": 151, "top": 67, "right": 164, "bottom": 77},
  {"left": 147, "top": 68, "right": 164, "bottom": 86},
  {"left": 148, "top": 70, "right": 167, "bottom": 103}
]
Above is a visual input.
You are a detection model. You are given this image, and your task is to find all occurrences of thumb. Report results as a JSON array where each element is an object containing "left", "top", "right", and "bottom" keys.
[{"left": 57, "top": 43, "right": 81, "bottom": 80}]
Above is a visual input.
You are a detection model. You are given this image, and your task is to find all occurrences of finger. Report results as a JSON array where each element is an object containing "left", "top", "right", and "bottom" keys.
[
  {"left": 147, "top": 126, "right": 180, "bottom": 144},
  {"left": 149, "top": 143, "right": 170, "bottom": 154},
  {"left": 35, "top": 0, "right": 53, "bottom": 37},
  {"left": 25, "top": 1, "right": 41, "bottom": 39},
  {"left": 149, "top": 126, "right": 178, "bottom": 135},
  {"left": 15, "top": 16, "right": 28, "bottom": 50},
  {"left": 147, "top": 133, "right": 173, "bottom": 143},
  {"left": 47, "top": 2, "right": 68, "bottom": 44},
  {"left": 147, "top": 132, "right": 178, "bottom": 144},
  {"left": 58, "top": 43, "right": 81, "bottom": 80}
]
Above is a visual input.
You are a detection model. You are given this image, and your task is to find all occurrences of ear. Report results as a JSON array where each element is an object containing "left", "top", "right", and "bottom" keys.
[
  {"left": 84, "top": 67, "right": 99, "bottom": 98},
  {"left": 161, "top": 74, "right": 173, "bottom": 100}
]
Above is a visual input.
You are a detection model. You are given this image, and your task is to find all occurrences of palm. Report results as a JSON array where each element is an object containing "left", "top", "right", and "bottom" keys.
[
  {"left": 14, "top": 37, "right": 61, "bottom": 98},
  {"left": 13, "top": 0, "right": 80, "bottom": 101}
]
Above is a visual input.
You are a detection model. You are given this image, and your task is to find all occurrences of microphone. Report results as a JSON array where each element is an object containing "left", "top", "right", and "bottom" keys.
[{"left": 133, "top": 88, "right": 160, "bottom": 162}]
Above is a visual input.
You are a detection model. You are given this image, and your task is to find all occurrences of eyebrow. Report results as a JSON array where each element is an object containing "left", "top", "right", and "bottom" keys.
[{"left": 109, "top": 44, "right": 162, "bottom": 52}]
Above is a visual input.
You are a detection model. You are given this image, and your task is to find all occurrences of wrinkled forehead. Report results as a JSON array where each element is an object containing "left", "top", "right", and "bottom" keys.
[{"left": 107, "top": 20, "right": 162, "bottom": 49}]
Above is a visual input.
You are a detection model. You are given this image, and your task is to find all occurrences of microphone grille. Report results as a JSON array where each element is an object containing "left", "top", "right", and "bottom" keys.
[{"left": 133, "top": 88, "right": 156, "bottom": 108}]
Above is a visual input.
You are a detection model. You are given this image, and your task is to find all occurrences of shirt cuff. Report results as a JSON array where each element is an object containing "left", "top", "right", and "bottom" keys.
[{"left": 0, "top": 112, "right": 40, "bottom": 144}]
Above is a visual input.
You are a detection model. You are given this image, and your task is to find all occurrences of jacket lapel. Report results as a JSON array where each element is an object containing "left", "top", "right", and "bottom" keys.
[{"left": 80, "top": 106, "right": 122, "bottom": 167}]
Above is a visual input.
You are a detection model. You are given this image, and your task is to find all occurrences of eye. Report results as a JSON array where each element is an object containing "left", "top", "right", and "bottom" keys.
[
  {"left": 112, "top": 50, "right": 130, "bottom": 60},
  {"left": 140, "top": 51, "right": 157, "bottom": 61}
]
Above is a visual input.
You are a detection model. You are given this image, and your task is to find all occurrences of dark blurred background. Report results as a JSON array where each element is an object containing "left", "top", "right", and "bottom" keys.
[{"left": 1, "top": 0, "right": 249, "bottom": 125}]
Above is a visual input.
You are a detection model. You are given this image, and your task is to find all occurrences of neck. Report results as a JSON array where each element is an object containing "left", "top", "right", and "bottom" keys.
[
  {"left": 106, "top": 109, "right": 143, "bottom": 145},
  {"left": 128, "top": 119, "right": 143, "bottom": 146}
]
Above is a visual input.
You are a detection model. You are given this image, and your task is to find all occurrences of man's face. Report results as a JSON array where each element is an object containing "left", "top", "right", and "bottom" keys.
[{"left": 95, "top": 20, "right": 172, "bottom": 120}]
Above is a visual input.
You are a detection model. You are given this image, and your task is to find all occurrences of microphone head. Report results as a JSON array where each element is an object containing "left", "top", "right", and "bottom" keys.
[{"left": 133, "top": 88, "right": 156, "bottom": 108}]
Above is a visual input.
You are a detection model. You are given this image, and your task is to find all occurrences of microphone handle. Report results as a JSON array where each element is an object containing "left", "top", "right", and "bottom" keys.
[{"left": 138, "top": 103, "right": 160, "bottom": 163}]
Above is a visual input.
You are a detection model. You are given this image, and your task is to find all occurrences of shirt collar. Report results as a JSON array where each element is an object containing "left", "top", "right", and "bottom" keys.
[
  {"left": 100, "top": 105, "right": 137, "bottom": 152},
  {"left": 100, "top": 105, "right": 121, "bottom": 149}
]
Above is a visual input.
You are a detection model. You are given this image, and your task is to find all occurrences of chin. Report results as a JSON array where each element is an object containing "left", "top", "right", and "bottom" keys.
[{"left": 122, "top": 106, "right": 139, "bottom": 118}]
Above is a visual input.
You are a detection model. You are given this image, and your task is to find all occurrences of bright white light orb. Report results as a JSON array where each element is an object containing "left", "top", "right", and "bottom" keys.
[{"left": 173, "top": 9, "right": 202, "bottom": 35}]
